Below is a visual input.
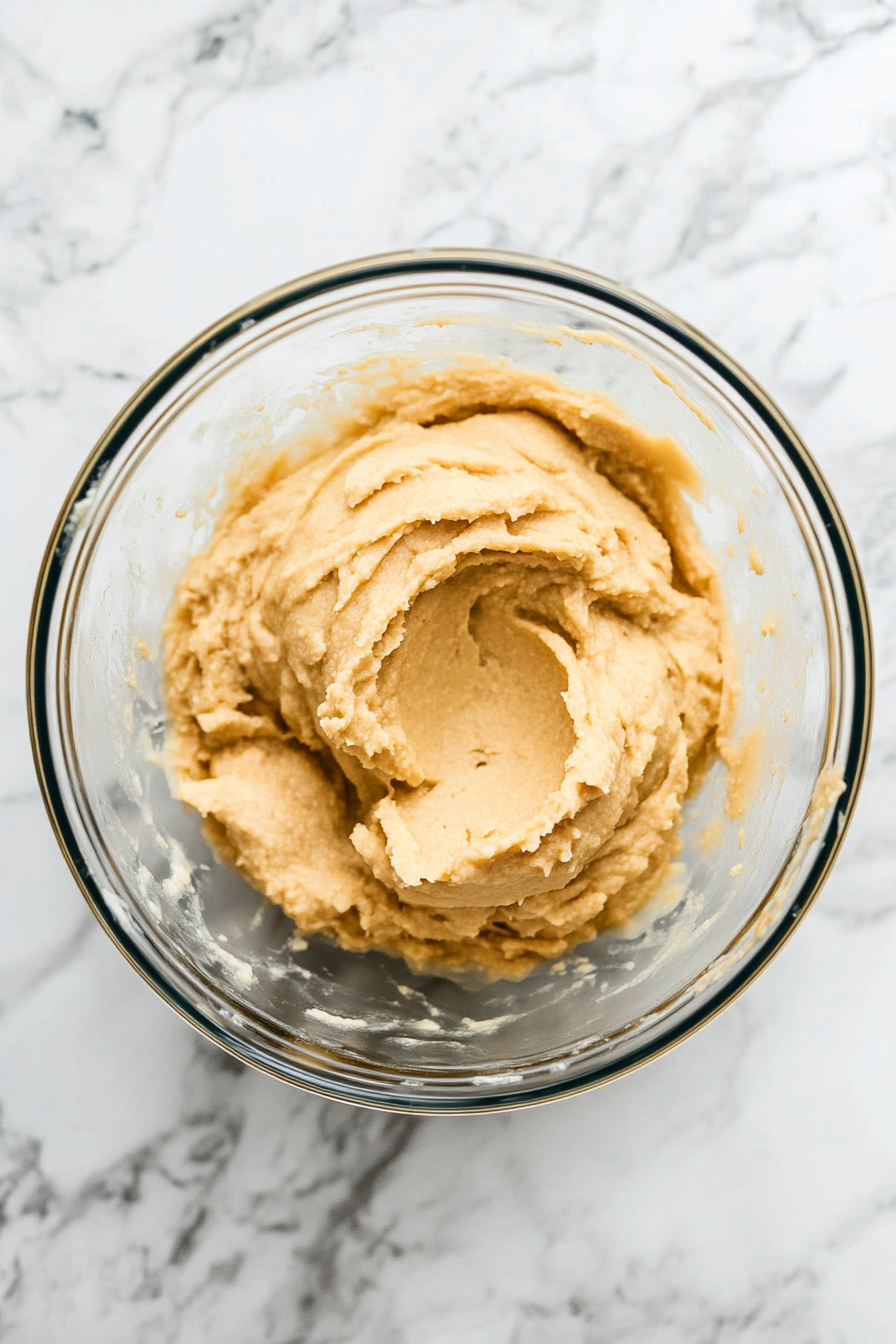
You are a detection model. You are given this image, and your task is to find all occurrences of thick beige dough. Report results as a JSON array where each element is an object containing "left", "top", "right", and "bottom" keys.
[{"left": 164, "top": 356, "right": 729, "bottom": 977}]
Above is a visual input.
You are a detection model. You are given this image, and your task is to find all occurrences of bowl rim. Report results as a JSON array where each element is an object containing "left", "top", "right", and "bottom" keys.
[{"left": 27, "top": 247, "right": 874, "bottom": 1113}]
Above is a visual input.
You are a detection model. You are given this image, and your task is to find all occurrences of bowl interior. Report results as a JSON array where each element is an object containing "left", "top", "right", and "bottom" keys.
[{"left": 39, "top": 260, "right": 859, "bottom": 1108}]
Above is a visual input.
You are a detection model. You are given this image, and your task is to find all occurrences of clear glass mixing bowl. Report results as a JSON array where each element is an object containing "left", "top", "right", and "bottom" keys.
[{"left": 28, "top": 250, "right": 872, "bottom": 1112}]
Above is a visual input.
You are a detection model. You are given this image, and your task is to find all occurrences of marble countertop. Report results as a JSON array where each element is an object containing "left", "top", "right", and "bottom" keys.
[{"left": 2, "top": 1, "right": 895, "bottom": 1338}]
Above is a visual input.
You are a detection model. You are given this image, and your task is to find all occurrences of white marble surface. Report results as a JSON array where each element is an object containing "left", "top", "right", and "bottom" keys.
[{"left": 2, "top": 0, "right": 895, "bottom": 1338}]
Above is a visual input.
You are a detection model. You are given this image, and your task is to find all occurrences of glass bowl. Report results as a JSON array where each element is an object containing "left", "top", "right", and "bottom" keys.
[{"left": 28, "top": 249, "right": 872, "bottom": 1113}]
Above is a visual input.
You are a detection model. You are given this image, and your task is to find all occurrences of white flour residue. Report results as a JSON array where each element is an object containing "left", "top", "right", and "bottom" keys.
[
  {"left": 212, "top": 945, "right": 255, "bottom": 990},
  {"left": 160, "top": 838, "right": 194, "bottom": 900},
  {"left": 101, "top": 886, "right": 138, "bottom": 937},
  {"left": 306, "top": 1008, "right": 370, "bottom": 1030},
  {"left": 64, "top": 463, "right": 110, "bottom": 542},
  {"left": 461, "top": 1014, "right": 517, "bottom": 1034}
]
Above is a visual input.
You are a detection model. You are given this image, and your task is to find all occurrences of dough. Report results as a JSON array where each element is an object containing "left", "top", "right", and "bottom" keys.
[{"left": 164, "top": 356, "right": 728, "bottom": 977}]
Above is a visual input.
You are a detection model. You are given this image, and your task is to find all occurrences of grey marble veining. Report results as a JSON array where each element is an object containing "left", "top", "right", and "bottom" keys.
[{"left": 2, "top": 0, "right": 896, "bottom": 1339}]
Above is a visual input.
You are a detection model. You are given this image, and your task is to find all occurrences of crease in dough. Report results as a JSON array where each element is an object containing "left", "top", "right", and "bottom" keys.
[{"left": 164, "top": 355, "right": 731, "bottom": 978}]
